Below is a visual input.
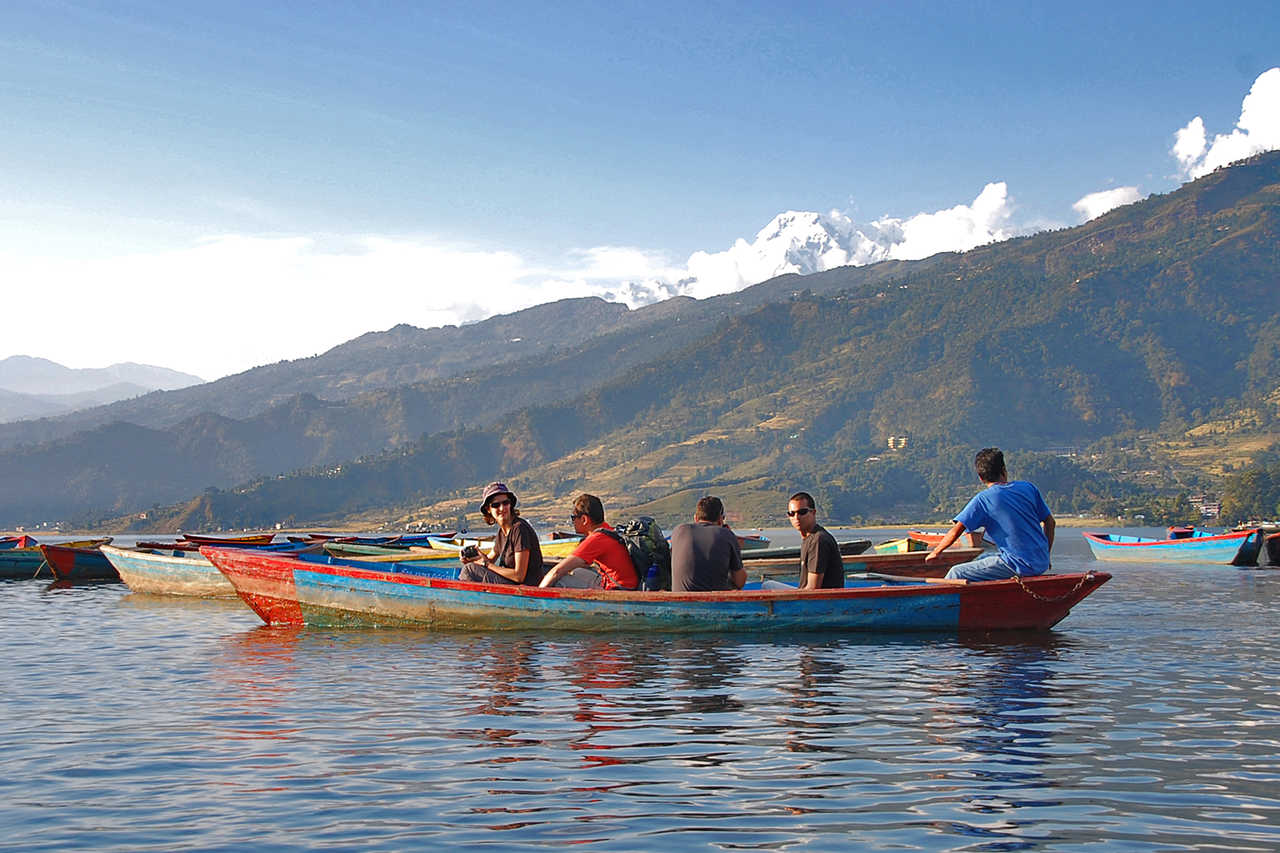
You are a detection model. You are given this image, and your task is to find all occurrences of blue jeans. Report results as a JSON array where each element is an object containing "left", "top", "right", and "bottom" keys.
[{"left": 946, "top": 554, "right": 1023, "bottom": 581}]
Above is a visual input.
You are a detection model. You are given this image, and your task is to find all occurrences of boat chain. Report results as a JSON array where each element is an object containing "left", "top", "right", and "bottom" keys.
[{"left": 1013, "top": 569, "right": 1095, "bottom": 603}]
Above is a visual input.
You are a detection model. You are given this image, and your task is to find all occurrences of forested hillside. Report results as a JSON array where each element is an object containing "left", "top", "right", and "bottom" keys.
[
  {"left": 102, "top": 151, "right": 1280, "bottom": 532},
  {"left": 0, "top": 257, "right": 931, "bottom": 526}
]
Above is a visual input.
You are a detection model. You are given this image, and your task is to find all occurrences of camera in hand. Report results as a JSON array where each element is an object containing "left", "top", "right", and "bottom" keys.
[{"left": 461, "top": 544, "right": 481, "bottom": 561}]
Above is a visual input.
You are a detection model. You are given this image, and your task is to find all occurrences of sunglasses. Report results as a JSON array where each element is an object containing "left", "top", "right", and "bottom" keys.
[
  {"left": 568, "top": 512, "right": 584, "bottom": 522},
  {"left": 489, "top": 498, "right": 512, "bottom": 509},
  {"left": 786, "top": 507, "right": 813, "bottom": 517}
]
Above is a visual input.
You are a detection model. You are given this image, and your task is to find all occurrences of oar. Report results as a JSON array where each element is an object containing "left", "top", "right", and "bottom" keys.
[{"left": 849, "top": 571, "right": 968, "bottom": 585}]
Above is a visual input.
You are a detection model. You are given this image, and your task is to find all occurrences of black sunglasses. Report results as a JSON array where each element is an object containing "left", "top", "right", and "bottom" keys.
[
  {"left": 786, "top": 507, "right": 813, "bottom": 517},
  {"left": 489, "top": 498, "right": 512, "bottom": 509}
]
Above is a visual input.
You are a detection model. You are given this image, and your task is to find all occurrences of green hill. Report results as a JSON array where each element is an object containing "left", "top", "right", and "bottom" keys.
[{"left": 111, "top": 151, "right": 1280, "bottom": 532}]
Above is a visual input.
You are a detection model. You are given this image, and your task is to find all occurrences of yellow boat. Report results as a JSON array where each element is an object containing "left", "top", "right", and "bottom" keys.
[{"left": 872, "top": 537, "right": 930, "bottom": 555}]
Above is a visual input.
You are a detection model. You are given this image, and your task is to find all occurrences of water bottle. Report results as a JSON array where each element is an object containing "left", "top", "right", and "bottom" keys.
[{"left": 642, "top": 563, "right": 659, "bottom": 591}]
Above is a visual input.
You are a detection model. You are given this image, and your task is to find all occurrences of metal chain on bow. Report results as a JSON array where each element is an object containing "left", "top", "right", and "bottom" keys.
[{"left": 1014, "top": 570, "right": 1095, "bottom": 603}]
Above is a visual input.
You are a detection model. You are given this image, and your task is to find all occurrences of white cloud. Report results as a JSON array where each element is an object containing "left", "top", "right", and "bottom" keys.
[
  {"left": 876, "top": 182, "right": 1014, "bottom": 261},
  {"left": 1173, "top": 67, "right": 1280, "bottom": 179},
  {"left": 0, "top": 185, "right": 1027, "bottom": 380},
  {"left": 0, "top": 235, "right": 557, "bottom": 380},
  {"left": 673, "top": 182, "right": 1017, "bottom": 300},
  {"left": 1172, "top": 116, "right": 1207, "bottom": 173},
  {"left": 1073, "top": 186, "right": 1143, "bottom": 222}
]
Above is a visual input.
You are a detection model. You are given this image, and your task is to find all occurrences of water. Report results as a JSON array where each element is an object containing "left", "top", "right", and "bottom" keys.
[{"left": 2, "top": 529, "right": 1278, "bottom": 851}]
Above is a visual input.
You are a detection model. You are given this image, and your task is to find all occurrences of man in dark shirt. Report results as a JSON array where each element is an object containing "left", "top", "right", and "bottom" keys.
[
  {"left": 669, "top": 496, "right": 746, "bottom": 592},
  {"left": 788, "top": 491, "right": 843, "bottom": 589}
]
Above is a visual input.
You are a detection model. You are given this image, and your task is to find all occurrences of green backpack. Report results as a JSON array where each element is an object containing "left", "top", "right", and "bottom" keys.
[{"left": 601, "top": 517, "right": 672, "bottom": 591}]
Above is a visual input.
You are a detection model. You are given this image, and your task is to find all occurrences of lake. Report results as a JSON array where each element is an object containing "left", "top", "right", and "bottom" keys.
[{"left": 2, "top": 528, "right": 1278, "bottom": 851}]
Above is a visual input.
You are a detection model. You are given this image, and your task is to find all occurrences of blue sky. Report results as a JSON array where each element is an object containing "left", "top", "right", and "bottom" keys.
[{"left": 1, "top": 1, "right": 1278, "bottom": 379}]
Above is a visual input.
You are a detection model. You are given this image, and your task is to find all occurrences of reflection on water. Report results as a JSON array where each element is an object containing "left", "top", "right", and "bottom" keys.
[{"left": 1, "top": 538, "right": 1278, "bottom": 850}]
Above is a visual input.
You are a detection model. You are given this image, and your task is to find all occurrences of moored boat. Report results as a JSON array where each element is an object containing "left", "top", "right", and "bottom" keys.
[
  {"left": 747, "top": 547, "right": 985, "bottom": 581},
  {"left": 873, "top": 536, "right": 929, "bottom": 554},
  {"left": 180, "top": 532, "right": 277, "bottom": 546},
  {"left": 0, "top": 537, "right": 48, "bottom": 579},
  {"left": 321, "top": 542, "right": 460, "bottom": 562},
  {"left": 1082, "top": 528, "right": 1263, "bottom": 566},
  {"left": 101, "top": 544, "right": 236, "bottom": 597},
  {"left": 40, "top": 539, "right": 117, "bottom": 582},
  {"left": 740, "top": 539, "right": 872, "bottom": 561},
  {"left": 736, "top": 533, "right": 771, "bottom": 550},
  {"left": 909, "top": 529, "right": 987, "bottom": 549},
  {"left": 105, "top": 541, "right": 455, "bottom": 597},
  {"left": 204, "top": 546, "right": 1108, "bottom": 632},
  {"left": 428, "top": 534, "right": 582, "bottom": 559},
  {"left": 1263, "top": 531, "right": 1280, "bottom": 567}
]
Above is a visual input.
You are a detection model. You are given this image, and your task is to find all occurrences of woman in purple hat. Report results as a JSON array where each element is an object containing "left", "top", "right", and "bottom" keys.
[{"left": 459, "top": 482, "right": 546, "bottom": 586}]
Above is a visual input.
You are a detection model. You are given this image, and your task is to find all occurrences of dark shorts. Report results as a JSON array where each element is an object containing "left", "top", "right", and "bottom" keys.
[{"left": 459, "top": 563, "right": 518, "bottom": 585}]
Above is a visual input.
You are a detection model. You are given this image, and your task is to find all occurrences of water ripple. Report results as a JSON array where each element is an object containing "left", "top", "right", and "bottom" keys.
[{"left": 2, "top": 544, "right": 1280, "bottom": 849}]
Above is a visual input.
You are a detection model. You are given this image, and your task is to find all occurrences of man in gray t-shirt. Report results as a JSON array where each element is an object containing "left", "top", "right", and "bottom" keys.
[
  {"left": 669, "top": 496, "right": 746, "bottom": 592},
  {"left": 789, "top": 491, "right": 843, "bottom": 589}
]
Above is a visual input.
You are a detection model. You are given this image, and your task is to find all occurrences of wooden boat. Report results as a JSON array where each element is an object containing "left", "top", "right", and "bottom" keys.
[
  {"left": 135, "top": 540, "right": 201, "bottom": 551},
  {"left": 101, "top": 544, "right": 236, "bottom": 597},
  {"left": 747, "top": 547, "right": 986, "bottom": 581},
  {"left": 0, "top": 538, "right": 47, "bottom": 579},
  {"left": 873, "top": 536, "right": 929, "bottom": 554},
  {"left": 321, "top": 542, "right": 460, "bottom": 562},
  {"left": 203, "top": 546, "right": 1109, "bottom": 632},
  {"left": 736, "top": 533, "right": 771, "bottom": 550},
  {"left": 41, "top": 539, "right": 117, "bottom": 582},
  {"left": 2, "top": 538, "right": 119, "bottom": 580},
  {"left": 103, "top": 541, "right": 451, "bottom": 597},
  {"left": 180, "top": 532, "right": 276, "bottom": 546},
  {"left": 426, "top": 534, "right": 494, "bottom": 551},
  {"left": 428, "top": 534, "right": 582, "bottom": 560},
  {"left": 909, "top": 529, "right": 987, "bottom": 549},
  {"left": 741, "top": 539, "right": 872, "bottom": 561},
  {"left": 1262, "top": 531, "right": 1280, "bottom": 567},
  {"left": 1082, "top": 528, "right": 1263, "bottom": 566}
]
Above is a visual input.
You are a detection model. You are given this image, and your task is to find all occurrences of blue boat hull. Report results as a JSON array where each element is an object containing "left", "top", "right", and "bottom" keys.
[
  {"left": 1083, "top": 529, "right": 1262, "bottom": 565},
  {"left": 0, "top": 548, "right": 47, "bottom": 580},
  {"left": 204, "top": 548, "right": 1110, "bottom": 633},
  {"left": 102, "top": 546, "right": 235, "bottom": 597}
]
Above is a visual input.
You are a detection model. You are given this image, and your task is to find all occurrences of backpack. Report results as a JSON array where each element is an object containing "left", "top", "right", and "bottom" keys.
[{"left": 600, "top": 517, "right": 672, "bottom": 591}]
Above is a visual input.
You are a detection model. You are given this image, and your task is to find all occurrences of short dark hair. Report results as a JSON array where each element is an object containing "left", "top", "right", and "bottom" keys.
[
  {"left": 695, "top": 495, "right": 724, "bottom": 522},
  {"left": 572, "top": 493, "right": 604, "bottom": 525},
  {"left": 974, "top": 447, "right": 1006, "bottom": 483},
  {"left": 789, "top": 491, "right": 816, "bottom": 509}
]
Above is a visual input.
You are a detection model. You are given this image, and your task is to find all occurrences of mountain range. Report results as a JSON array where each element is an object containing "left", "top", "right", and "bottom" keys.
[
  {"left": 4, "top": 150, "right": 1280, "bottom": 530},
  {"left": 0, "top": 357, "right": 204, "bottom": 424}
]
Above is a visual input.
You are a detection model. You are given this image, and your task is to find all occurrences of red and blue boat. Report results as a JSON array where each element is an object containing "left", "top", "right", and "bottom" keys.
[
  {"left": 203, "top": 546, "right": 1109, "bottom": 632},
  {"left": 40, "top": 539, "right": 117, "bottom": 582},
  {"left": 1082, "top": 527, "right": 1263, "bottom": 566}
]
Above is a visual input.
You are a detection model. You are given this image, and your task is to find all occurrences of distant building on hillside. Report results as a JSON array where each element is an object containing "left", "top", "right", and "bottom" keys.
[{"left": 1189, "top": 494, "right": 1221, "bottom": 519}]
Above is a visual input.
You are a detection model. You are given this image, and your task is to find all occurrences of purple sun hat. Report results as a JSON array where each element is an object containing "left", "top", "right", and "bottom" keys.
[{"left": 480, "top": 481, "right": 516, "bottom": 514}]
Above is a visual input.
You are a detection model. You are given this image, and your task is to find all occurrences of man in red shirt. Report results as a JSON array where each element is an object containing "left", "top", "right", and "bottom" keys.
[{"left": 540, "top": 493, "right": 639, "bottom": 590}]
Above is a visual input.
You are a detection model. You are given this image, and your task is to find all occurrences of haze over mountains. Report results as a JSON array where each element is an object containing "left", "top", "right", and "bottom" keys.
[
  {"left": 3, "top": 151, "right": 1279, "bottom": 530},
  {"left": 0, "top": 357, "right": 203, "bottom": 424}
]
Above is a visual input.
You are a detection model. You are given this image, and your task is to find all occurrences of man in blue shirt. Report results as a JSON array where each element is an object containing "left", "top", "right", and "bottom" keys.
[{"left": 925, "top": 448, "right": 1056, "bottom": 581}]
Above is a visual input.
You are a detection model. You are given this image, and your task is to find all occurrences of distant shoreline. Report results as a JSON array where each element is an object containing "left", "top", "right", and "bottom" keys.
[{"left": 1, "top": 516, "right": 1127, "bottom": 538}]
